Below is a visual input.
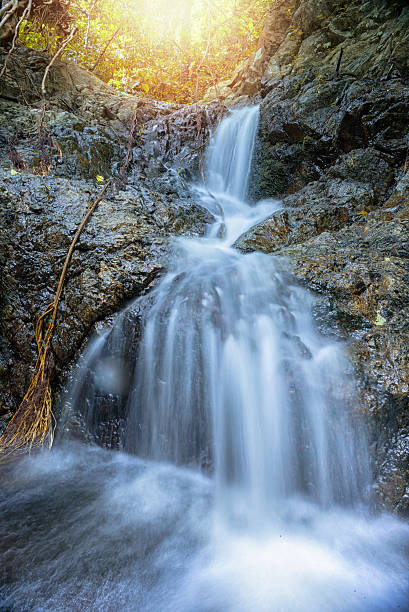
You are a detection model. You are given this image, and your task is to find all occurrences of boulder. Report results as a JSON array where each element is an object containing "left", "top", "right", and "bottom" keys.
[{"left": 0, "top": 46, "right": 216, "bottom": 429}]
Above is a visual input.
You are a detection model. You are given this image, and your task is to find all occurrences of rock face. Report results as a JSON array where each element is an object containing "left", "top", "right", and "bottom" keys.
[
  {"left": 239, "top": 176, "right": 409, "bottom": 513},
  {"left": 232, "top": 1, "right": 409, "bottom": 514},
  {"left": 208, "top": 0, "right": 409, "bottom": 103},
  {"left": 0, "top": 46, "right": 217, "bottom": 431}
]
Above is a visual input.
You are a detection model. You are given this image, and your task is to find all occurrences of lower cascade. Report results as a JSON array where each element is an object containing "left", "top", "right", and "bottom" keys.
[{"left": 1, "top": 107, "right": 409, "bottom": 611}]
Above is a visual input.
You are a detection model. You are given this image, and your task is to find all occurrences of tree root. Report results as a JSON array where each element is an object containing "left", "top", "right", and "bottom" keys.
[
  {"left": 0, "top": 180, "right": 112, "bottom": 460},
  {"left": 0, "top": 0, "right": 19, "bottom": 30},
  {"left": 41, "top": 22, "right": 78, "bottom": 96}
]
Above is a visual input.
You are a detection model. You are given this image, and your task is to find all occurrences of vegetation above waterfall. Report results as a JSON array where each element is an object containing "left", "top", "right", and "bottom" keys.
[{"left": 1, "top": 0, "right": 272, "bottom": 103}]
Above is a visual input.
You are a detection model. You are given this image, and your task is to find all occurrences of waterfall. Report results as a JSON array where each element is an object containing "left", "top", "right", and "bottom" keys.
[
  {"left": 205, "top": 105, "right": 259, "bottom": 200},
  {"left": 4, "top": 106, "right": 408, "bottom": 612},
  {"left": 61, "top": 106, "right": 370, "bottom": 515}
]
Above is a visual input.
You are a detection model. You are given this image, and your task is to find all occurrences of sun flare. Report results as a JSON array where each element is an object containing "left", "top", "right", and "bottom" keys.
[{"left": 19, "top": 0, "right": 269, "bottom": 103}]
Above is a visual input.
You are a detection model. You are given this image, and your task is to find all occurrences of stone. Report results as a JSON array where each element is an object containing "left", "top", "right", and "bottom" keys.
[
  {"left": 0, "top": 46, "right": 216, "bottom": 426},
  {"left": 232, "top": 0, "right": 409, "bottom": 513}
]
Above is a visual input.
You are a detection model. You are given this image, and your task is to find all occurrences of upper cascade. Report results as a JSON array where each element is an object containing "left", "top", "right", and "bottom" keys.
[{"left": 205, "top": 105, "right": 259, "bottom": 201}]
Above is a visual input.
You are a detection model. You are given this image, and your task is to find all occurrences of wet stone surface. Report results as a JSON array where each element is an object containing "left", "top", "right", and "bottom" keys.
[
  {"left": 0, "top": 46, "right": 216, "bottom": 429},
  {"left": 227, "top": 0, "right": 409, "bottom": 514}
]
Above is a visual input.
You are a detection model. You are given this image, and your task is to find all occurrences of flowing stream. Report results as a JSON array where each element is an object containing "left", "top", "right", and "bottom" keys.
[{"left": 1, "top": 107, "right": 409, "bottom": 611}]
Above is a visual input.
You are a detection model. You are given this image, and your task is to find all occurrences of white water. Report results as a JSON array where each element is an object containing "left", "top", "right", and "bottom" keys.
[
  {"left": 2, "top": 107, "right": 409, "bottom": 611},
  {"left": 124, "top": 106, "right": 369, "bottom": 516}
]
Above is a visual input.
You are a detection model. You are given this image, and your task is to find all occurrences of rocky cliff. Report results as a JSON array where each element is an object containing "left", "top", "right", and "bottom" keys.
[
  {"left": 222, "top": 0, "right": 409, "bottom": 514},
  {"left": 0, "top": 46, "right": 219, "bottom": 434}
]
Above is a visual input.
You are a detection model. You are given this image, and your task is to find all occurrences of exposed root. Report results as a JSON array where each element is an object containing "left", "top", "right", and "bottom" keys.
[
  {"left": 41, "top": 22, "right": 78, "bottom": 97},
  {"left": 0, "top": 180, "right": 112, "bottom": 460},
  {"left": 0, "top": 306, "right": 55, "bottom": 457},
  {"left": 8, "top": 133, "right": 28, "bottom": 170},
  {"left": 0, "top": 0, "right": 19, "bottom": 30}
]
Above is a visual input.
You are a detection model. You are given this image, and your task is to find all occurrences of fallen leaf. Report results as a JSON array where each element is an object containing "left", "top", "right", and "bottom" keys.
[{"left": 374, "top": 312, "right": 386, "bottom": 326}]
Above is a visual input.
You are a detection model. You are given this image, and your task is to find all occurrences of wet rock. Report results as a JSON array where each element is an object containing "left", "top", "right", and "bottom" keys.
[
  {"left": 214, "top": 0, "right": 409, "bottom": 103},
  {"left": 205, "top": 0, "right": 296, "bottom": 103},
  {"left": 237, "top": 179, "right": 371, "bottom": 253},
  {"left": 0, "top": 47, "right": 215, "bottom": 428},
  {"left": 248, "top": 73, "right": 409, "bottom": 202},
  {"left": 238, "top": 172, "right": 409, "bottom": 515},
  {"left": 0, "top": 173, "right": 212, "bottom": 410},
  {"left": 241, "top": 147, "right": 394, "bottom": 253},
  {"left": 230, "top": 0, "right": 409, "bottom": 514},
  {"left": 2, "top": 1, "right": 409, "bottom": 516},
  {"left": 293, "top": 0, "right": 331, "bottom": 37}
]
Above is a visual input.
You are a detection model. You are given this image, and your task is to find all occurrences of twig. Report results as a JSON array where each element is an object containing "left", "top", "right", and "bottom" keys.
[
  {"left": 335, "top": 47, "right": 343, "bottom": 78},
  {"left": 41, "top": 24, "right": 78, "bottom": 97},
  {"left": 194, "top": 10, "right": 211, "bottom": 101},
  {"left": 90, "top": 26, "right": 119, "bottom": 72},
  {"left": 85, "top": 0, "right": 97, "bottom": 50},
  {"left": 38, "top": 23, "right": 78, "bottom": 135},
  {"left": 0, "top": 1, "right": 15, "bottom": 18},
  {"left": 382, "top": 62, "right": 401, "bottom": 81},
  {"left": 52, "top": 180, "right": 113, "bottom": 309},
  {"left": 117, "top": 110, "right": 138, "bottom": 186},
  {"left": 179, "top": 138, "right": 209, "bottom": 163}
]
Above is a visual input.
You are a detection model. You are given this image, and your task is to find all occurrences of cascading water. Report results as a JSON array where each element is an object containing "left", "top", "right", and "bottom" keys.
[
  {"left": 123, "top": 106, "right": 369, "bottom": 517},
  {"left": 1, "top": 107, "right": 409, "bottom": 612}
]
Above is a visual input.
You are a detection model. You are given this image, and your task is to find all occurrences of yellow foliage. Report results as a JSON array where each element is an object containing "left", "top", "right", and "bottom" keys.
[
  {"left": 374, "top": 311, "right": 386, "bottom": 326},
  {"left": 19, "top": 0, "right": 271, "bottom": 104}
]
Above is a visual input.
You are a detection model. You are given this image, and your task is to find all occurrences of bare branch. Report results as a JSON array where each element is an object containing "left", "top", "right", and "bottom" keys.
[
  {"left": 85, "top": 0, "right": 97, "bottom": 50},
  {"left": 0, "top": 0, "right": 15, "bottom": 18},
  {"left": 41, "top": 23, "right": 78, "bottom": 96},
  {"left": 0, "top": 0, "right": 32, "bottom": 79},
  {"left": 90, "top": 25, "right": 120, "bottom": 72},
  {"left": 0, "top": 179, "right": 113, "bottom": 458}
]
